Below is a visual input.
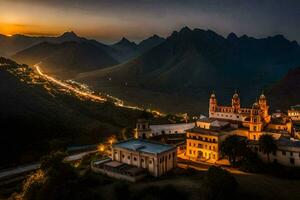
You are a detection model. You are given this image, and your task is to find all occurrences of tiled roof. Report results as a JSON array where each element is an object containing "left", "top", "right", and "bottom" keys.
[
  {"left": 113, "top": 138, "right": 176, "bottom": 154},
  {"left": 277, "top": 137, "right": 300, "bottom": 148},
  {"left": 186, "top": 127, "right": 232, "bottom": 136}
]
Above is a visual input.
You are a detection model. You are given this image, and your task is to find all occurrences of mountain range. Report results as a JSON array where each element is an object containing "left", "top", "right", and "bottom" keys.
[
  {"left": 2, "top": 27, "right": 300, "bottom": 113},
  {"left": 268, "top": 66, "right": 300, "bottom": 110},
  {"left": 76, "top": 27, "right": 300, "bottom": 113},
  {"left": 3, "top": 31, "right": 165, "bottom": 78},
  {"left": 12, "top": 41, "right": 119, "bottom": 79}
]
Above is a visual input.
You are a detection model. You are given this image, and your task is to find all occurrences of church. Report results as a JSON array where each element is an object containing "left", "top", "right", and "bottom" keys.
[
  {"left": 208, "top": 91, "right": 292, "bottom": 140},
  {"left": 186, "top": 91, "right": 299, "bottom": 166}
]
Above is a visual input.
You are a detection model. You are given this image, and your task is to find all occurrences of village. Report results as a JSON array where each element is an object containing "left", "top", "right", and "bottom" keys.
[{"left": 90, "top": 92, "right": 300, "bottom": 181}]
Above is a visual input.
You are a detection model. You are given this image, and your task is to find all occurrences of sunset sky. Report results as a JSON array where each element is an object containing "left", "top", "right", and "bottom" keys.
[{"left": 1, "top": 0, "right": 299, "bottom": 43}]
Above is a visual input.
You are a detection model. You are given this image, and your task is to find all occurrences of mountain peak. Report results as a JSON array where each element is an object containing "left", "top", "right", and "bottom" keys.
[
  {"left": 150, "top": 34, "right": 160, "bottom": 39},
  {"left": 59, "top": 31, "right": 79, "bottom": 39},
  {"left": 180, "top": 26, "right": 192, "bottom": 33},
  {"left": 121, "top": 37, "right": 130, "bottom": 42},
  {"left": 115, "top": 37, "right": 137, "bottom": 46},
  {"left": 270, "top": 34, "right": 289, "bottom": 42},
  {"left": 227, "top": 32, "right": 238, "bottom": 40}
]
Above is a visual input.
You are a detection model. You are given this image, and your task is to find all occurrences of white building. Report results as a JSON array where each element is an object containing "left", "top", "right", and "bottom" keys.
[
  {"left": 288, "top": 105, "right": 300, "bottom": 122},
  {"left": 253, "top": 137, "right": 300, "bottom": 167},
  {"left": 149, "top": 123, "right": 195, "bottom": 136},
  {"left": 136, "top": 119, "right": 195, "bottom": 138},
  {"left": 112, "top": 138, "right": 177, "bottom": 177}
]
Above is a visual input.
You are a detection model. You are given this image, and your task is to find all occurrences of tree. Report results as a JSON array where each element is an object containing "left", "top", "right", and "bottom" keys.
[
  {"left": 258, "top": 134, "right": 277, "bottom": 162},
  {"left": 220, "top": 135, "right": 248, "bottom": 166},
  {"left": 20, "top": 151, "right": 102, "bottom": 200},
  {"left": 202, "top": 166, "right": 238, "bottom": 200}
]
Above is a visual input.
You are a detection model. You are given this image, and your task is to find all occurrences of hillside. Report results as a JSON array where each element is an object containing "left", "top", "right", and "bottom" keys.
[
  {"left": 13, "top": 41, "right": 119, "bottom": 79},
  {"left": 0, "top": 57, "right": 143, "bottom": 168},
  {"left": 267, "top": 66, "right": 300, "bottom": 110},
  {"left": 109, "top": 35, "right": 165, "bottom": 62},
  {"left": 0, "top": 32, "right": 86, "bottom": 57},
  {"left": 76, "top": 27, "right": 300, "bottom": 113}
]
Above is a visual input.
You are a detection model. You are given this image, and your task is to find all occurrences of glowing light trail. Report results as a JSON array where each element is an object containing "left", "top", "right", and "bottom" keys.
[
  {"left": 34, "top": 63, "right": 106, "bottom": 101},
  {"left": 33, "top": 63, "right": 168, "bottom": 116}
]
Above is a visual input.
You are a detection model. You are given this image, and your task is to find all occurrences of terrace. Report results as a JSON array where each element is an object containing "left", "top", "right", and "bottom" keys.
[{"left": 91, "top": 158, "right": 147, "bottom": 182}]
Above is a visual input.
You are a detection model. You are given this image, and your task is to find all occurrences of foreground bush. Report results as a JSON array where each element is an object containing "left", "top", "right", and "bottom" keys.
[
  {"left": 19, "top": 152, "right": 103, "bottom": 200},
  {"left": 202, "top": 166, "right": 238, "bottom": 200}
]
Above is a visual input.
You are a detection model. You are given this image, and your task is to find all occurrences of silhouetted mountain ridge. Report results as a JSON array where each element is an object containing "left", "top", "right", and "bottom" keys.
[
  {"left": 76, "top": 27, "right": 300, "bottom": 113},
  {"left": 0, "top": 31, "right": 88, "bottom": 57},
  {"left": 13, "top": 41, "right": 119, "bottom": 79},
  {"left": 268, "top": 66, "right": 300, "bottom": 110}
]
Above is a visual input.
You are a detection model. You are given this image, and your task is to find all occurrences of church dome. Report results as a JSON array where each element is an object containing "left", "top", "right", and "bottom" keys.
[
  {"left": 260, "top": 94, "right": 266, "bottom": 99},
  {"left": 252, "top": 102, "right": 260, "bottom": 109},
  {"left": 233, "top": 93, "right": 239, "bottom": 99}
]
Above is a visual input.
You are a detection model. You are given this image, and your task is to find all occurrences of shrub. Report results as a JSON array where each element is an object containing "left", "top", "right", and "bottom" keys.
[
  {"left": 240, "top": 151, "right": 264, "bottom": 173},
  {"left": 202, "top": 166, "right": 238, "bottom": 200}
]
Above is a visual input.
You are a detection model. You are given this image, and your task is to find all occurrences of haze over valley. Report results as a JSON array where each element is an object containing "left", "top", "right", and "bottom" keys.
[{"left": 3, "top": 27, "right": 300, "bottom": 114}]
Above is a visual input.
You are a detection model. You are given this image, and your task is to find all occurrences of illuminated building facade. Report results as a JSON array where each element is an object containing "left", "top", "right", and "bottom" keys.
[
  {"left": 186, "top": 91, "right": 298, "bottom": 166},
  {"left": 112, "top": 138, "right": 177, "bottom": 177},
  {"left": 288, "top": 105, "right": 300, "bottom": 122}
]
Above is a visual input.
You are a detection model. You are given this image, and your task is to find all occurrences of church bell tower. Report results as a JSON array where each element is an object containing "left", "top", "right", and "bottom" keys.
[
  {"left": 232, "top": 90, "right": 241, "bottom": 113},
  {"left": 249, "top": 102, "right": 263, "bottom": 140},
  {"left": 209, "top": 92, "right": 217, "bottom": 117}
]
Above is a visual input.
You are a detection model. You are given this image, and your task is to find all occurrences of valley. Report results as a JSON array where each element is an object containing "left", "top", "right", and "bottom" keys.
[{"left": 2, "top": 28, "right": 300, "bottom": 115}]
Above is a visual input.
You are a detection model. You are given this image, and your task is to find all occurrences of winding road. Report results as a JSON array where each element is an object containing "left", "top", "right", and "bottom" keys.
[{"left": 33, "top": 63, "right": 154, "bottom": 113}]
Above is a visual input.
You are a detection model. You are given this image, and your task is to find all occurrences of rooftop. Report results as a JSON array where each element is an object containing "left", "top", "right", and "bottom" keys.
[
  {"left": 210, "top": 120, "right": 230, "bottom": 128},
  {"left": 291, "top": 105, "right": 300, "bottom": 111},
  {"left": 104, "top": 161, "right": 124, "bottom": 168},
  {"left": 186, "top": 127, "right": 233, "bottom": 136},
  {"left": 113, "top": 138, "right": 176, "bottom": 154},
  {"left": 277, "top": 137, "right": 300, "bottom": 148},
  {"left": 210, "top": 118, "right": 243, "bottom": 125},
  {"left": 197, "top": 117, "right": 215, "bottom": 123}
]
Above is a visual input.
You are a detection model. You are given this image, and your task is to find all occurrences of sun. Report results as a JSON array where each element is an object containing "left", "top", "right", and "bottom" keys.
[{"left": 7, "top": 34, "right": 12, "bottom": 37}]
